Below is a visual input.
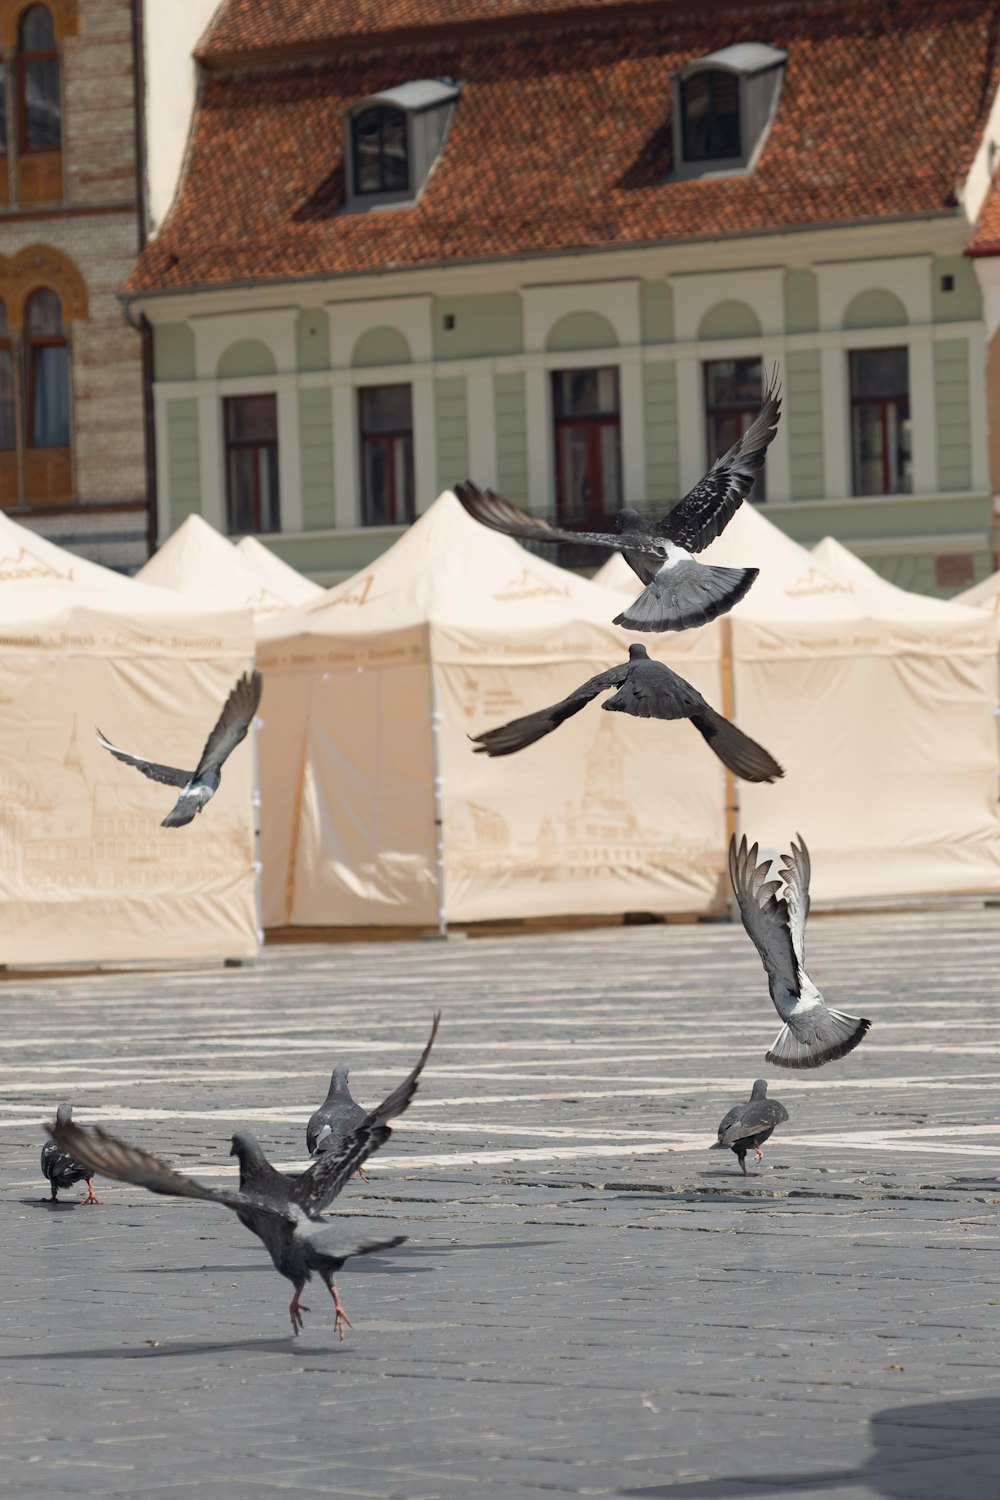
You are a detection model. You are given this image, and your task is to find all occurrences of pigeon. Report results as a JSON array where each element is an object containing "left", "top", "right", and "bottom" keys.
[
  {"left": 46, "top": 1013, "right": 440, "bottom": 1337},
  {"left": 729, "top": 834, "right": 871, "bottom": 1068},
  {"left": 307, "top": 1065, "right": 370, "bottom": 1179},
  {"left": 96, "top": 669, "right": 262, "bottom": 828},
  {"left": 454, "top": 371, "right": 779, "bottom": 633},
  {"left": 41, "top": 1103, "right": 100, "bottom": 1204},
  {"left": 471, "top": 642, "right": 783, "bottom": 783},
  {"left": 711, "top": 1080, "right": 789, "bottom": 1175}
]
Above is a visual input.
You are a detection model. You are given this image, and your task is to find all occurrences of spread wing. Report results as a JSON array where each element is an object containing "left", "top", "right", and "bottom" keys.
[
  {"left": 95, "top": 730, "right": 192, "bottom": 788},
  {"left": 194, "top": 670, "right": 263, "bottom": 777},
  {"left": 453, "top": 483, "right": 666, "bottom": 562},
  {"left": 728, "top": 834, "right": 801, "bottom": 1021},
  {"left": 45, "top": 1118, "right": 291, "bottom": 1222},
  {"left": 469, "top": 664, "right": 630, "bottom": 757},
  {"left": 780, "top": 835, "right": 811, "bottom": 972},
  {"left": 292, "top": 1012, "right": 440, "bottom": 1217},
  {"left": 655, "top": 371, "right": 781, "bottom": 551}
]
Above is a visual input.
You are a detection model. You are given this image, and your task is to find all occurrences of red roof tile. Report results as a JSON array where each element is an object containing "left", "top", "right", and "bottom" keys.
[{"left": 129, "top": 0, "right": 1000, "bottom": 296}]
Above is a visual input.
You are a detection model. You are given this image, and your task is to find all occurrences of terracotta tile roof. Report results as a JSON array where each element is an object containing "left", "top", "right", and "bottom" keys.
[
  {"left": 129, "top": 0, "right": 1000, "bottom": 296},
  {"left": 968, "top": 180, "right": 1000, "bottom": 257}
]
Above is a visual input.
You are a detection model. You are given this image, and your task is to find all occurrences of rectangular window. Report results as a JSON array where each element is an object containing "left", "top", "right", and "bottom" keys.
[
  {"left": 681, "top": 70, "right": 741, "bottom": 162},
  {"left": 224, "top": 395, "right": 280, "bottom": 534},
  {"left": 359, "top": 384, "right": 415, "bottom": 526},
  {"left": 704, "top": 357, "right": 766, "bottom": 501},
  {"left": 850, "top": 348, "right": 912, "bottom": 496},
  {"left": 552, "top": 366, "right": 622, "bottom": 527}
]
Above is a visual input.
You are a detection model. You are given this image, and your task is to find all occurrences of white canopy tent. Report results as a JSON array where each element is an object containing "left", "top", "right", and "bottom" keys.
[
  {"left": 139, "top": 513, "right": 322, "bottom": 617},
  {"left": 594, "top": 506, "right": 1000, "bottom": 901},
  {"left": 235, "top": 535, "right": 326, "bottom": 607},
  {"left": 954, "top": 563, "right": 1000, "bottom": 632},
  {"left": 0, "top": 512, "right": 258, "bottom": 962},
  {"left": 255, "top": 492, "right": 732, "bottom": 928}
]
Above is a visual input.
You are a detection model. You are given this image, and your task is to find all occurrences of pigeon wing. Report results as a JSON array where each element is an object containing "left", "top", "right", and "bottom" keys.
[
  {"left": 293, "top": 1012, "right": 440, "bottom": 1216},
  {"left": 728, "top": 835, "right": 801, "bottom": 1020},
  {"left": 780, "top": 834, "right": 811, "bottom": 972},
  {"left": 654, "top": 372, "right": 781, "bottom": 551},
  {"left": 454, "top": 483, "right": 666, "bottom": 561},
  {"left": 45, "top": 1118, "right": 292, "bottom": 1222},
  {"left": 194, "top": 670, "right": 262, "bottom": 777},
  {"left": 95, "top": 730, "right": 193, "bottom": 788},
  {"left": 470, "top": 664, "right": 629, "bottom": 756}
]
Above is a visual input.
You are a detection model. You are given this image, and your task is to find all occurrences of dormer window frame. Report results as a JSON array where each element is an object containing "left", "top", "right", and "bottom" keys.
[
  {"left": 671, "top": 42, "right": 787, "bottom": 183},
  {"left": 344, "top": 79, "right": 460, "bottom": 214}
]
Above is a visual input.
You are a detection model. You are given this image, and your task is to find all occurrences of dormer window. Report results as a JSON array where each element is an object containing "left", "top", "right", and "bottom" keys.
[
  {"left": 345, "top": 79, "right": 459, "bottom": 213},
  {"left": 673, "top": 43, "right": 786, "bottom": 180}
]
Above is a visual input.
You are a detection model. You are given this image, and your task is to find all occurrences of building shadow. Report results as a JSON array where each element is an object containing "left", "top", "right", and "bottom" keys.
[{"left": 622, "top": 1395, "right": 1000, "bottom": 1499}]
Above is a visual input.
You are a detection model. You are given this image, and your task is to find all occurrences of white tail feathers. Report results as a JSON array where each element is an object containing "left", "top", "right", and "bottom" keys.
[
  {"left": 613, "top": 561, "right": 757, "bottom": 633},
  {"left": 765, "top": 1008, "right": 871, "bottom": 1070}
]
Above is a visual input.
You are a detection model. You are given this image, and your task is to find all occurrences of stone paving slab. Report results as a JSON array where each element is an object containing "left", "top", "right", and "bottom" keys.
[{"left": 1, "top": 908, "right": 999, "bottom": 1497}]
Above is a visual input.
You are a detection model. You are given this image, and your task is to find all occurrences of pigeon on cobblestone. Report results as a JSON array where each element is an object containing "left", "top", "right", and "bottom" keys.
[
  {"left": 307, "top": 1065, "right": 370, "bottom": 1177},
  {"left": 455, "top": 372, "right": 779, "bottom": 633},
  {"left": 45, "top": 1013, "right": 439, "bottom": 1336},
  {"left": 96, "top": 669, "right": 262, "bottom": 828},
  {"left": 711, "top": 1080, "right": 789, "bottom": 1175},
  {"left": 729, "top": 834, "right": 871, "bottom": 1068},
  {"left": 41, "top": 1104, "right": 100, "bottom": 1204},
  {"left": 472, "top": 643, "right": 783, "bottom": 783}
]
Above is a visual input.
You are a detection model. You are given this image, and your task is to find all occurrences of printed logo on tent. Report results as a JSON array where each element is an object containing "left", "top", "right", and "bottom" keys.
[
  {"left": 327, "top": 574, "right": 378, "bottom": 607},
  {"left": 249, "top": 587, "right": 291, "bottom": 616},
  {"left": 0, "top": 546, "right": 71, "bottom": 583},
  {"left": 784, "top": 567, "right": 854, "bottom": 598},
  {"left": 492, "top": 568, "right": 570, "bottom": 602}
]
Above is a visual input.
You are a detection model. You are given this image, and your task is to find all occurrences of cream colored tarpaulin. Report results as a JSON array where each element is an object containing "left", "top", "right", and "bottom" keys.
[
  {"left": 235, "top": 535, "right": 326, "bottom": 607},
  {"left": 0, "top": 512, "right": 258, "bottom": 962},
  {"left": 954, "top": 563, "right": 1000, "bottom": 632},
  {"left": 256, "top": 492, "right": 730, "bottom": 927},
  {"left": 139, "top": 513, "right": 321, "bottom": 617},
  {"left": 595, "top": 507, "right": 1000, "bottom": 901}
]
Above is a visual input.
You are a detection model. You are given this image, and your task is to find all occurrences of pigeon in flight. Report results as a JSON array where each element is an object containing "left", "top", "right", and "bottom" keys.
[
  {"left": 454, "top": 372, "right": 779, "bottom": 633},
  {"left": 41, "top": 1103, "right": 100, "bottom": 1204},
  {"left": 471, "top": 642, "right": 783, "bottom": 783},
  {"left": 307, "top": 1065, "right": 370, "bottom": 1179},
  {"left": 711, "top": 1080, "right": 789, "bottom": 1175},
  {"left": 96, "top": 669, "right": 262, "bottom": 828},
  {"left": 46, "top": 1013, "right": 439, "bottom": 1337},
  {"left": 729, "top": 835, "right": 871, "bottom": 1068}
]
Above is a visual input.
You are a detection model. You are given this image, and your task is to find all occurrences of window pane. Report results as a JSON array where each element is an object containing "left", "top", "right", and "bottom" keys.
[
  {"left": 260, "top": 445, "right": 280, "bottom": 531},
  {"left": 705, "top": 357, "right": 762, "bottom": 409},
  {"left": 598, "top": 423, "right": 622, "bottom": 510},
  {"left": 359, "top": 384, "right": 412, "bottom": 435},
  {"left": 354, "top": 110, "right": 383, "bottom": 193},
  {"left": 0, "top": 300, "right": 7, "bottom": 335},
  {"left": 225, "top": 394, "right": 277, "bottom": 442},
  {"left": 30, "top": 343, "right": 69, "bottom": 446},
  {"left": 353, "top": 106, "right": 408, "bottom": 195},
  {"left": 20, "top": 4, "right": 56, "bottom": 48},
  {"left": 24, "top": 56, "right": 60, "bottom": 149},
  {"left": 0, "top": 65, "right": 7, "bottom": 152},
  {"left": 850, "top": 347, "right": 908, "bottom": 400},
  {"left": 0, "top": 349, "right": 13, "bottom": 450},
  {"left": 26, "top": 287, "right": 62, "bottom": 334},
  {"left": 682, "top": 69, "right": 740, "bottom": 161},
  {"left": 557, "top": 426, "right": 591, "bottom": 522},
  {"left": 362, "top": 436, "right": 391, "bottom": 525},
  {"left": 381, "top": 110, "right": 408, "bottom": 191},
  {"left": 552, "top": 367, "right": 619, "bottom": 418},
  {"left": 227, "top": 447, "right": 257, "bottom": 533}
]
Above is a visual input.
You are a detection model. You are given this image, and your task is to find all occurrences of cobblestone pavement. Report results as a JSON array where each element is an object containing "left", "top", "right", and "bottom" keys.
[{"left": 2, "top": 907, "right": 1000, "bottom": 1499}]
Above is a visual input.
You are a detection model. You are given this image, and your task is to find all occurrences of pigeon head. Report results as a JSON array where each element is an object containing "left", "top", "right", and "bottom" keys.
[
  {"left": 54, "top": 1102, "right": 73, "bottom": 1126},
  {"left": 327, "top": 1065, "right": 351, "bottom": 1094},
  {"left": 229, "top": 1130, "right": 266, "bottom": 1162},
  {"left": 627, "top": 643, "right": 650, "bottom": 662},
  {"left": 750, "top": 1080, "right": 769, "bottom": 1100},
  {"left": 616, "top": 507, "right": 645, "bottom": 532}
]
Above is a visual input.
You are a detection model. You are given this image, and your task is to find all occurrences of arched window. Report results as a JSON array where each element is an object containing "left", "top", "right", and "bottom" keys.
[
  {"left": 351, "top": 106, "right": 408, "bottom": 195},
  {"left": 18, "top": 5, "right": 61, "bottom": 152},
  {"left": 0, "top": 300, "right": 13, "bottom": 451},
  {"left": 25, "top": 287, "right": 69, "bottom": 447}
]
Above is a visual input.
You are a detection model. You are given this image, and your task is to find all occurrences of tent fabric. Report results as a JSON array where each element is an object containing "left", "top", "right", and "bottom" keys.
[
  {"left": 256, "top": 492, "right": 730, "bottom": 927},
  {"left": 954, "top": 564, "right": 1000, "bottom": 630},
  {"left": 0, "top": 510, "right": 259, "bottom": 962},
  {"left": 235, "top": 535, "right": 326, "bottom": 607},
  {"left": 594, "top": 507, "right": 1000, "bottom": 902},
  {"left": 139, "top": 513, "right": 317, "bottom": 617}
]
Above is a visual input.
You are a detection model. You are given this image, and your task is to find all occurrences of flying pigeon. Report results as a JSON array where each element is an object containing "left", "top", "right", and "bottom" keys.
[
  {"left": 729, "top": 834, "right": 871, "bottom": 1068},
  {"left": 45, "top": 1013, "right": 440, "bottom": 1337},
  {"left": 711, "top": 1080, "right": 789, "bottom": 1175},
  {"left": 307, "top": 1065, "right": 370, "bottom": 1179},
  {"left": 96, "top": 669, "right": 262, "bottom": 828},
  {"left": 454, "top": 372, "right": 779, "bottom": 633},
  {"left": 41, "top": 1103, "right": 100, "bottom": 1204},
  {"left": 471, "top": 642, "right": 783, "bottom": 783}
]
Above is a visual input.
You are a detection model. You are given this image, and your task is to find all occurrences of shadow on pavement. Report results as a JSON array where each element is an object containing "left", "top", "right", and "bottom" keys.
[{"left": 622, "top": 1395, "right": 1000, "bottom": 1498}]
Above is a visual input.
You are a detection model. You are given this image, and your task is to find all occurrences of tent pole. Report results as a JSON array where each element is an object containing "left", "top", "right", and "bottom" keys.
[
  {"left": 251, "top": 659, "right": 264, "bottom": 953},
  {"left": 429, "top": 668, "right": 448, "bottom": 938},
  {"left": 720, "top": 617, "right": 738, "bottom": 919}
]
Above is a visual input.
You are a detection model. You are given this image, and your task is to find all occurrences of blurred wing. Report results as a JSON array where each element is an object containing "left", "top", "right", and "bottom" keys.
[
  {"left": 454, "top": 483, "right": 665, "bottom": 561},
  {"left": 95, "top": 729, "right": 192, "bottom": 789},
  {"left": 656, "top": 371, "right": 781, "bottom": 551},
  {"left": 470, "top": 665, "right": 629, "bottom": 756},
  {"left": 195, "top": 670, "right": 262, "bottom": 777},
  {"left": 46, "top": 1118, "right": 291, "bottom": 1221},
  {"left": 728, "top": 835, "right": 801, "bottom": 1020},
  {"left": 780, "top": 835, "right": 811, "bottom": 972},
  {"left": 293, "top": 1012, "right": 440, "bottom": 1216}
]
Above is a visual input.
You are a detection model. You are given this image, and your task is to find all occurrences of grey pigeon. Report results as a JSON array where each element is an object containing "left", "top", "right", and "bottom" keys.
[
  {"left": 471, "top": 642, "right": 783, "bottom": 783},
  {"left": 307, "top": 1065, "right": 368, "bottom": 1167},
  {"left": 46, "top": 1013, "right": 439, "bottom": 1337},
  {"left": 729, "top": 834, "right": 871, "bottom": 1068},
  {"left": 96, "top": 669, "right": 262, "bottom": 827},
  {"left": 41, "top": 1103, "right": 100, "bottom": 1204},
  {"left": 454, "top": 371, "right": 779, "bottom": 633},
  {"left": 711, "top": 1080, "right": 789, "bottom": 1175}
]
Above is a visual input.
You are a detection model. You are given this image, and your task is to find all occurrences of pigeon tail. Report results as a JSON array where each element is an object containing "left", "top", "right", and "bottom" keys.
[
  {"left": 689, "top": 706, "right": 784, "bottom": 784},
  {"left": 160, "top": 802, "right": 199, "bottom": 829},
  {"left": 613, "top": 562, "right": 757, "bottom": 633},
  {"left": 765, "top": 1009, "right": 871, "bottom": 1069}
]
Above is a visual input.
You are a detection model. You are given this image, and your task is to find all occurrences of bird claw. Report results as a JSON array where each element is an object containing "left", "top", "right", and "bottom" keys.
[
  {"left": 356, "top": 1166, "right": 369, "bottom": 1183},
  {"left": 329, "top": 1284, "right": 353, "bottom": 1340},
  {"left": 289, "top": 1298, "right": 310, "bottom": 1335},
  {"left": 82, "top": 1183, "right": 101, "bottom": 1205},
  {"left": 754, "top": 1145, "right": 765, "bottom": 1163}
]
